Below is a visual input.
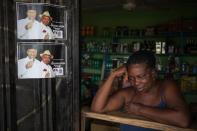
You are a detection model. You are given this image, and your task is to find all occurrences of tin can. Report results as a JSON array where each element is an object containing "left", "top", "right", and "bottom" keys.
[
  {"left": 192, "top": 65, "right": 197, "bottom": 74},
  {"left": 181, "top": 63, "right": 189, "bottom": 73}
]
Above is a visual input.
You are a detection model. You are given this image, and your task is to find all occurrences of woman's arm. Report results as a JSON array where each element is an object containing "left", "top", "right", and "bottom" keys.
[
  {"left": 125, "top": 80, "right": 191, "bottom": 127},
  {"left": 91, "top": 65, "right": 127, "bottom": 113}
]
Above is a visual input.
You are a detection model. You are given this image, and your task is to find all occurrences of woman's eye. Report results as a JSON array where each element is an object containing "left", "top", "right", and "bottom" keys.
[
  {"left": 139, "top": 75, "right": 145, "bottom": 78},
  {"left": 128, "top": 77, "right": 134, "bottom": 80}
]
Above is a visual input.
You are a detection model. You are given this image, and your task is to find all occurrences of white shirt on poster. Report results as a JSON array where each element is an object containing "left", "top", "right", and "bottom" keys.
[
  {"left": 17, "top": 18, "right": 42, "bottom": 39},
  {"left": 18, "top": 57, "right": 42, "bottom": 79},
  {"left": 40, "top": 61, "right": 55, "bottom": 78},
  {"left": 40, "top": 22, "right": 54, "bottom": 39}
]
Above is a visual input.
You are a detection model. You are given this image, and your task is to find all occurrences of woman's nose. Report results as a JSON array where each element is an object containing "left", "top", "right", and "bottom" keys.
[{"left": 132, "top": 78, "right": 140, "bottom": 86}]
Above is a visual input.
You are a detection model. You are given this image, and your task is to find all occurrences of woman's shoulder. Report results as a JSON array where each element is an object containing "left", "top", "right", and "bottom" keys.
[
  {"left": 159, "top": 78, "right": 180, "bottom": 95},
  {"left": 160, "top": 78, "right": 178, "bottom": 87}
]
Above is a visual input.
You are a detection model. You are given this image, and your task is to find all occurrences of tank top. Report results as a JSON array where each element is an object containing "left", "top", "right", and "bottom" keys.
[{"left": 120, "top": 90, "right": 167, "bottom": 131}]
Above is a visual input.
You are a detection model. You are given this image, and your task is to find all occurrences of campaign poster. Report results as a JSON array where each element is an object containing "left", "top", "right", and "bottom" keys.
[
  {"left": 17, "top": 42, "right": 67, "bottom": 79},
  {"left": 16, "top": 2, "right": 67, "bottom": 40}
]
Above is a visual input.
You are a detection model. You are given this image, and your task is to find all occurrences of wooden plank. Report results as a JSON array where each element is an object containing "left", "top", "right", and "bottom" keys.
[{"left": 82, "top": 107, "right": 196, "bottom": 131}]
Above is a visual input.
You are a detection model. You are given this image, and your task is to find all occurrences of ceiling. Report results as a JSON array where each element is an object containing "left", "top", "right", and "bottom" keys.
[{"left": 81, "top": 0, "right": 197, "bottom": 11}]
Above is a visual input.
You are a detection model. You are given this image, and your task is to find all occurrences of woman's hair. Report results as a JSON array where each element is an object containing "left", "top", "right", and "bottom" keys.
[{"left": 126, "top": 50, "right": 156, "bottom": 69}]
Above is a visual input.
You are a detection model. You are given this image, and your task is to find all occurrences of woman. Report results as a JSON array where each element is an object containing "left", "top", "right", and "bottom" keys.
[{"left": 91, "top": 50, "right": 191, "bottom": 130}]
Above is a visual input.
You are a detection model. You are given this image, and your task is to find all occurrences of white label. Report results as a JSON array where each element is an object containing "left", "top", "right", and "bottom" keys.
[{"left": 53, "top": 30, "right": 63, "bottom": 38}]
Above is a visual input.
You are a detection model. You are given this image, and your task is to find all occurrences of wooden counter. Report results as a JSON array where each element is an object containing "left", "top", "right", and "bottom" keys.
[{"left": 81, "top": 107, "right": 197, "bottom": 131}]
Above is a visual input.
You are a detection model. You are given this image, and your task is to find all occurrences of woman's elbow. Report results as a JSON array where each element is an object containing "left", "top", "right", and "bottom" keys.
[
  {"left": 177, "top": 114, "right": 191, "bottom": 128},
  {"left": 91, "top": 108, "right": 105, "bottom": 113}
]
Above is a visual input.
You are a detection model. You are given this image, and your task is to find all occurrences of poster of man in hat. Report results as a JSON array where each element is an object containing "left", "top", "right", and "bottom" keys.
[
  {"left": 40, "top": 50, "right": 55, "bottom": 78},
  {"left": 40, "top": 11, "right": 54, "bottom": 39},
  {"left": 16, "top": 2, "right": 66, "bottom": 40},
  {"left": 17, "top": 42, "right": 67, "bottom": 79}
]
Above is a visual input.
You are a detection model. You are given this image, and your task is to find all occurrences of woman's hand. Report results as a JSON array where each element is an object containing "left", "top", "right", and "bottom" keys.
[
  {"left": 111, "top": 64, "right": 127, "bottom": 78},
  {"left": 111, "top": 64, "right": 131, "bottom": 88}
]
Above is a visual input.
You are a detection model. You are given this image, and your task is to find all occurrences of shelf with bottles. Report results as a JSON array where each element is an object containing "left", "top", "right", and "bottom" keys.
[
  {"left": 158, "top": 71, "right": 197, "bottom": 77},
  {"left": 81, "top": 68, "right": 101, "bottom": 75},
  {"left": 81, "top": 51, "right": 196, "bottom": 81},
  {"left": 81, "top": 36, "right": 197, "bottom": 57},
  {"left": 81, "top": 58, "right": 103, "bottom": 69},
  {"left": 156, "top": 54, "right": 197, "bottom": 77},
  {"left": 80, "top": 24, "right": 197, "bottom": 39},
  {"left": 80, "top": 73, "right": 101, "bottom": 105},
  {"left": 80, "top": 24, "right": 197, "bottom": 57},
  {"left": 81, "top": 52, "right": 103, "bottom": 69},
  {"left": 81, "top": 73, "right": 101, "bottom": 84},
  {"left": 183, "top": 38, "right": 197, "bottom": 55},
  {"left": 81, "top": 51, "right": 131, "bottom": 60}
]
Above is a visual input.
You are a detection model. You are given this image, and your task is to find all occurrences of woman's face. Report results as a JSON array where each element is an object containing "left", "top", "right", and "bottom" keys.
[{"left": 127, "top": 63, "right": 155, "bottom": 93}]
